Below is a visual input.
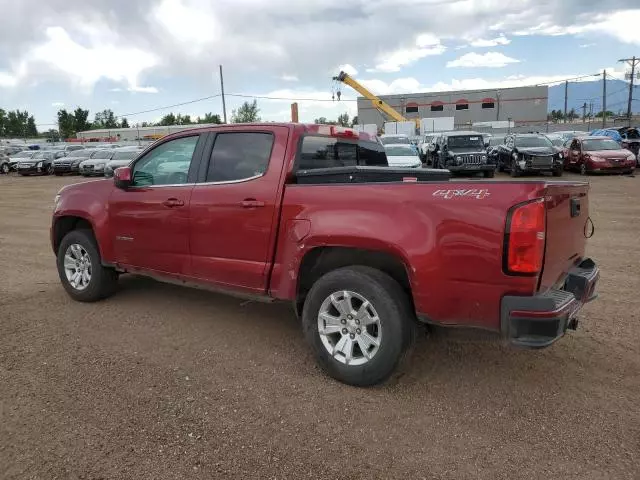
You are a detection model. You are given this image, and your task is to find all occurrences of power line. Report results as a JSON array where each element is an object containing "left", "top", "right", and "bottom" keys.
[{"left": 226, "top": 93, "right": 356, "bottom": 102}]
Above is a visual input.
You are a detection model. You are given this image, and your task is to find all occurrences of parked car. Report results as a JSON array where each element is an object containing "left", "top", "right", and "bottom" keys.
[
  {"left": 564, "top": 136, "right": 636, "bottom": 175},
  {"left": 379, "top": 134, "right": 411, "bottom": 146},
  {"left": 495, "top": 134, "right": 563, "bottom": 177},
  {"left": 7, "top": 150, "right": 36, "bottom": 171},
  {"left": 545, "top": 134, "right": 565, "bottom": 148},
  {"left": 16, "top": 150, "right": 57, "bottom": 175},
  {"left": 0, "top": 145, "right": 25, "bottom": 156},
  {"left": 430, "top": 131, "right": 495, "bottom": 177},
  {"left": 79, "top": 149, "right": 117, "bottom": 176},
  {"left": 51, "top": 123, "right": 600, "bottom": 386},
  {"left": 486, "top": 134, "right": 506, "bottom": 165},
  {"left": 103, "top": 147, "right": 146, "bottom": 177},
  {"left": 53, "top": 148, "right": 102, "bottom": 175},
  {"left": 383, "top": 144, "right": 422, "bottom": 168},
  {"left": 614, "top": 127, "right": 640, "bottom": 165},
  {"left": 555, "top": 130, "right": 589, "bottom": 143},
  {"left": 418, "top": 133, "right": 437, "bottom": 163},
  {"left": 0, "top": 152, "right": 10, "bottom": 174},
  {"left": 49, "top": 144, "right": 86, "bottom": 156}
]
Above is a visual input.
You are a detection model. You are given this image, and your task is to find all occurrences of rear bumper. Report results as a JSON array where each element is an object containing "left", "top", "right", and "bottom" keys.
[{"left": 501, "top": 258, "right": 599, "bottom": 348}]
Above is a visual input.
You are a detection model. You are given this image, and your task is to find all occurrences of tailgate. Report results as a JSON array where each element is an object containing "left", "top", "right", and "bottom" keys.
[{"left": 540, "top": 182, "right": 590, "bottom": 291}]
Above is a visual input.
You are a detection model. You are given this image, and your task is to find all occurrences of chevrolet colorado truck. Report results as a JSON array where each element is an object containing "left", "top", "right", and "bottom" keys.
[{"left": 52, "top": 123, "right": 599, "bottom": 386}]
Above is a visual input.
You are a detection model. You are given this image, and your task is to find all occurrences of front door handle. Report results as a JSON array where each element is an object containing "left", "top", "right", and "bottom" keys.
[
  {"left": 241, "top": 199, "right": 265, "bottom": 208},
  {"left": 163, "top": 198, "right": 185, "bottom": 208}
]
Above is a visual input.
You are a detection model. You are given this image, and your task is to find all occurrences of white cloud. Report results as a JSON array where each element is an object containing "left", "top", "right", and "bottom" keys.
[
  {"left": 128, "top": 85, "right": 159, "bottom": 93},
  {"left": 109, "top": 88, "right": 123, "bottom": 92},
  {"left": 368, "top": 35, "right": 446, "bottom": 73},
  {"left": 281, "top": 74, "right": 299, "bottom": 82},
  {"left": 579, "top": 43, "right": 595, "bottom": 48},
  {"left": 447, "top": 51, "right": 520, "bottom": 68},
  {"left": 0, "top": 71, "right": 19, "bottom": 87},
  {"left": 152, "top": 0, "right": 221, "bottom": 52},
  {"left": 359, "top": 77, "right": 423, "bottom": 95},
  {"left": 51, "top": 102, "right": 65, "bottom": 107},
  {"left": 469, "top": 35, "right": 511, "bottom": 47}
]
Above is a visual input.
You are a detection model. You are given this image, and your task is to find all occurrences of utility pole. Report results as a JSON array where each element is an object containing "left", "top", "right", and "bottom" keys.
[
  {"left": 582, "top": 102, "right": 587, "bottom": 123},
  {"left": 564, "top": 80, "right": 568, "bottom": 124},
  {"left": 602, "top": 70, "right": 607, "bottom": 128},
  {"left": 619, "top": 56, "right": 639, "bottom": 127},
  {"left": 219, "top": 65, "right": 227, "bottom": 124}
]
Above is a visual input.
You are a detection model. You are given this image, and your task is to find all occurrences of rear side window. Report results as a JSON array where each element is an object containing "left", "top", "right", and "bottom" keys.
[
  {"left": 298, "top": 136, "right": 387, "bottom": 170},
  {"left": 207, "top": 132, "right": 273, "bottom": 182}
]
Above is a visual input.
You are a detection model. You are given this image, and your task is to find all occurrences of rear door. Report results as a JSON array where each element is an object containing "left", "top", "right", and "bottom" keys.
[
  {"left": 540, "top": 182, "right": 590, "bottom": 291},
  {"left": 188, "top": 126, "right": 289, "bottom": 293}
]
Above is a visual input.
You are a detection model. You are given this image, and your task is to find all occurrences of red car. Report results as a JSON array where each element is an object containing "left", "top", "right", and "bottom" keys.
[
  {"left": 51, "top": 123, "right": 599, "bottom": 386},
  {"left": 564, "top": 136, "right": 636, "bottom": 174}
]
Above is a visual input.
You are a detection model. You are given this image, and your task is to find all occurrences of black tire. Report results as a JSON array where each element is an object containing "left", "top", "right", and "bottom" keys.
[
  {"left": 580, "top": 163, "right": 587, "bottom": 175},
  {"left": 510, "top": 159, "right": 520, "bottom": 177},
  {"left": 46, "top": 163, "right": 54, "bottom": 175},
  {"left": 56, "top": 229, "right": 118, "bottom": 302},
  {"left": 54, "top": 172, "right": 63, "bottom": 176},
  {"left": 483, "top": 169, "right": 495, "bottom": 178},
  {"left": 552, "top": 168, "right": 563, "bottom": 177},
  {"left": 302, "top": 266, "right": 415, "bottom": 387},
  {"left": 0, "top": 163, "right": 9, "bottom": 174}
]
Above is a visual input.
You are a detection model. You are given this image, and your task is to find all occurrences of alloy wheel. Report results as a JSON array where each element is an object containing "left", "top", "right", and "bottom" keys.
[
  {"left": 317, "top": 290, "right": 382, "bottom": 366},
  {"left": 63, "top": 244, "right": 92, "bottom": 291}
]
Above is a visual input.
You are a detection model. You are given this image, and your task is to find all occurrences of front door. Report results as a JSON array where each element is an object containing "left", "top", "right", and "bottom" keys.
[
  {"left": 189, "top": 127, "right": 288, "bottom": 293},
  {"left": 109, "top": 134, "right": 203, "bottom": 275}
]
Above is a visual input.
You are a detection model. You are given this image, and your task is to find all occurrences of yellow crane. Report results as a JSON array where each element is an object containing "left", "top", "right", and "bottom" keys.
[{"left": 332, "top": 71, "right": 420, "bottom": 130}]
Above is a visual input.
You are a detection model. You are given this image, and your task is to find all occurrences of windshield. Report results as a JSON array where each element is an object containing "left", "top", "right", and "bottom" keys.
[
  {"left": 546, "top": 136, "right": 564, "bottom": 146},
  {"left": 13, "top": 151, "right": 33, "bottom": 158},
  {"left": 112, "top": 150, "right": 138, "bottom": 160},
  {"left": 33, "top": 152, "right": 51, "bottom": 159},
  {"left": 385, "top": 145, "right": 416, "bottom": 156},
  {"left": 582, "top": 139, "right": 621, "bottom": 151},
  {"left": 91, "top": 150, "right": 114, "bottom": 159},
  {"left": 515, "top": 136, "right": 552, "bottom": 148},
  {"left": 380, "top": 136, "right": 410, "bottom": 145},
  {"left": 68, "top": 149, "right": 90, "bottom": 157},
  {"left": 447, "top": 135, "right": 483, "bottom": 149}
]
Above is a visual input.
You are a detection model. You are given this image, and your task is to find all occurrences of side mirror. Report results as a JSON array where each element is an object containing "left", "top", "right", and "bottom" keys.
[{"left": 114, "top": 166, "right": 132, "bottom": 189}]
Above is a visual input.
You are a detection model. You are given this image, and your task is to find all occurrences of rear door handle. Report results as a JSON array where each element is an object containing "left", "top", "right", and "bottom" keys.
[
  {"left": 241, "top": 199, "right": 265, "bottom": 208},
  {"left": 162, "top": 198, "right": 185, "bottom": 208}
]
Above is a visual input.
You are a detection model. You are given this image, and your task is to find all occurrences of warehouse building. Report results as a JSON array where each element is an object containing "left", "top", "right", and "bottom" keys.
[
  {"left": 357, "top": 85, "right": 548, "bottom": 129},
  {"left": 75, "top": 124, "right": 216, "bottom": 142}
]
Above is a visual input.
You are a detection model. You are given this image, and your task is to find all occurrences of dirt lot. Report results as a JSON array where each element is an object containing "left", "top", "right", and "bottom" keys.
[{"left": 1, "top": 172, "right": 639, "bottom": 479}]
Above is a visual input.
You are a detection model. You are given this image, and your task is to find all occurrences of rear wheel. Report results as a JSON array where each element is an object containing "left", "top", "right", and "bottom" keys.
[
  {"left": 46, "top": 163, "right": 53, "bottom": 175},
  {"left": 302, "top": 266, "right": 414, "bottom": 386},
  {"left": 56, "top": 229, "right": 118, "bottom": 302}
]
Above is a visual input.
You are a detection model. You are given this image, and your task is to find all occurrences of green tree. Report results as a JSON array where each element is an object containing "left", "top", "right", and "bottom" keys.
[
  {"left": 175, "top": 114, "right": 193, "bottom": 125},
  {"left": 313, "top": 116, "right": 337, "bottom": 125},
  {"left": 120, "top": 117, "right": 130, "bottom": 128},
  {"left": 595, "top": 110, "right": 615, "bottom": 118},
  {"left": 57, "top": 109, "right": 75, "bottom": 139},
  {"left": 351, "top": 115, "right": 359, "bottom": 127},
  {"left": 73, "top": 108, "right": 91, "bottom": 132},
  {"left": 567, "top": 108, "right": 578, "bottom": 121},
  {"left": 158, "top": 112, "right": 177, "bottom": 126},
  {"left": 46, "top": 129, "right": 60, "bottom": 142},
  {"left": 93, "top": 109, "right": 118, "bottom": 129},
  {"left": 198, "top": 112, "right": 222, "bottom": 124},
  {"left": 337, "top": 112, "right": 350, "bottom": 127},
  {"left": 140, "top": 121, "right": 153, "bottom": 127},
  {"left": 0, "top": 108, "right": 6, "bottom": 137},
  {"left": 231, "top": 100, "right": 260, "bottom": 123},
  {"left": 26, "top": 115, "right": 37, "bottom": 137}
]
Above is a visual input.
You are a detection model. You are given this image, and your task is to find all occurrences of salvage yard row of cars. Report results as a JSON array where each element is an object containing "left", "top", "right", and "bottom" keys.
[{"left": 0, "top": 143, "right": 145, "bottom": 177}]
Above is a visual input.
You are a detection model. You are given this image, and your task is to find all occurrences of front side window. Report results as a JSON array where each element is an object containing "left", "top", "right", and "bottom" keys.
[
  {"left": 207, "top": 132, "right": 273, "bottom": 182},
  {"left": 132, "top": 136, "right": 199, "bottom": 186}
]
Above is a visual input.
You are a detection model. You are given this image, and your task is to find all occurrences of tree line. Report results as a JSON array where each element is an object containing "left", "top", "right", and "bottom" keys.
[
  {"left": 314, "top": 113, "right": 358, "bottom": 127},
  {"left": 0, "top": 109, "right": 38, "bottom": 138}
]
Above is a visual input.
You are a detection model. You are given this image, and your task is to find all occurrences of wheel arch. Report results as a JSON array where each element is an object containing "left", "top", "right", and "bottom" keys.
[
  {"left": 52, "top": 215, "right": 96, "bottom": 255},
  {"left": 294, "top": 246, "right": 414, "bottom": 318}
]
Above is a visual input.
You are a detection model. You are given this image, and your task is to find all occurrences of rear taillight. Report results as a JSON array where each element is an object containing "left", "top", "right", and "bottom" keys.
[{"left": 505, "top": 199, "right": 546, "bottom": 275}]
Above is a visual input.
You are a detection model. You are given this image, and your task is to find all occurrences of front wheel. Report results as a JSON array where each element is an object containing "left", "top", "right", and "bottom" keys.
[
  {"left": 580, "top": 163, "right": 587, "bottom": 175},
  {"left": 552, "top": 168, "right": 563, "bottom": 177},
  {"left": 302, "top": 266, "right": 414, "bottom": 386},
  {"left": 46, "top": 164, "right": 54, "bottom": 175},
  {"left": 0, "top": 163, "right": 9, "bottom": 174},
  {"left": 56, "top": 229, "right": 118, "bottom": 302},
  {"left": 483, "top": 169, "right": 495, "bottom": 178},
  {"left": 510, "top": 159, "right": 520, "bottom": 177}
]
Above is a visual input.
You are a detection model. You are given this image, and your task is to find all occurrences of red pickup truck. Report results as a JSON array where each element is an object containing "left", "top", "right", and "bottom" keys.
[{"left": 52, "top": 123, "right": 599, "bottom": 386}]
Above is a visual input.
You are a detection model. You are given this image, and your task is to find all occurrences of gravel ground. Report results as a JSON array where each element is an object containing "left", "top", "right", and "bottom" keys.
[{"left": 1, "top": 172, "right": 639, "bottom": 479}]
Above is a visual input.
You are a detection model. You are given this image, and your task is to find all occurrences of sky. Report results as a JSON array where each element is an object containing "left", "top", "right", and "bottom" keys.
[{"left": 1, "top": 0, "right": 639, "bottom": 129}]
